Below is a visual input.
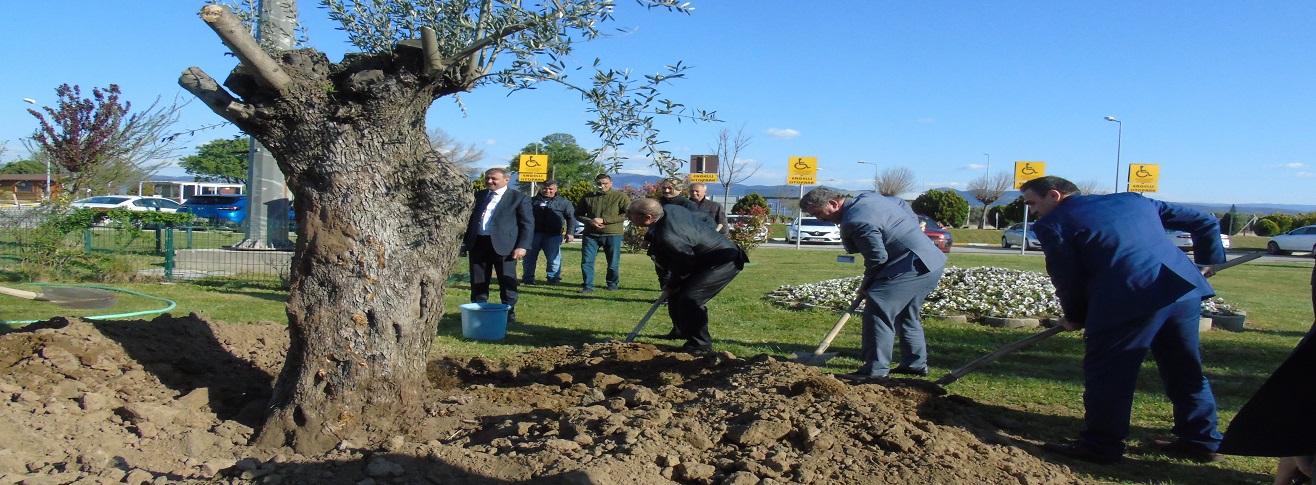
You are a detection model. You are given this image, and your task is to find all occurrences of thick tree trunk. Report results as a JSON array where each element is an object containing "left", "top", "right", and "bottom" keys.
[{"left": 192, "top": 46, "right": 472, "bottom": 454}]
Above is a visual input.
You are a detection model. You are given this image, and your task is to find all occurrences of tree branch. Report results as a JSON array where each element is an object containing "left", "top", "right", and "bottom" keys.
[
  {"left": 199, "top": 5, "right": 292, "bottom": 93},
  {"left": 178, "top": 67, "right": 255, "bottom": 124},
  {"left": 420, "top": 27, "right": 445, "bottom": 76}
]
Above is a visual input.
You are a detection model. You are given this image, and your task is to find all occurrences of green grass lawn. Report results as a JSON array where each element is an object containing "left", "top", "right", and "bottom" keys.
[{"left": 1, "top": 244, "right": 1308, "bottom": 484}]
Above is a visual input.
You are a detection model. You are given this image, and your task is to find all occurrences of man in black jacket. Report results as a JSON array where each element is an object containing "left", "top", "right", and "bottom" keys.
[
  {"left": 522, "top": 180, "right": 574, "bottom": 286},
  {"left": 626, "top": 198, "right": 746, "bottom": 352},
  {"left": 463, "top": 168, "right": 534, "bottom": 323}
]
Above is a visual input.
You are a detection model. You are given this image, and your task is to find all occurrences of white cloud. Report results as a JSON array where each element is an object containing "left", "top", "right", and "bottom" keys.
[
  {"left": 764, "top": 128, "right": 800, "bottom": 140},
  {"left": 917, "top": 117, "right": 936, "bottom": 124},
  {"left": 1296, "top": 171, "right": 1314, "bottom": 177},
  {"left": 966, "top": 163, "right": 987, "bottom": 170},
  {"left": 1283, "top": 162, "right": 1307, "bottom": 169},
  {"left": 484, "top": 139, "right": 497, "bottom": 145}
]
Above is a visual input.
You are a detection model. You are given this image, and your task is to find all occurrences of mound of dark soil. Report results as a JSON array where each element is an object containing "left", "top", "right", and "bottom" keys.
[{"left": 0, "top": 315, "right": 1082, "bottom": 484}]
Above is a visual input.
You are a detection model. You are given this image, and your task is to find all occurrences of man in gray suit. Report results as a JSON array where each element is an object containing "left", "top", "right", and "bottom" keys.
[
  {"left": 463, "top": 168, "right": 534, "bottom": 323},
  {"left": 800, "top": 187, "right": 947, "bottom": 380}
]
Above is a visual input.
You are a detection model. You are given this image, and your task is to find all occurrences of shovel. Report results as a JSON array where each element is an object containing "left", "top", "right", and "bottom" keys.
[
  {"left": 789, "top": 290, "right": 867, "bottom": 366},
  {"left": 935, "top": 251, "right": 1266, "bottom": 387},
  {"left": 0, "top": 285, "right": 119, "bottom": 309},
  {"left": 624, "top": 291, "right": 669, "bottom": 343}
]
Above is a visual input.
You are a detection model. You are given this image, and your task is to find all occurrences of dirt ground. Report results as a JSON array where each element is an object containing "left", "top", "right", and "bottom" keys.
[{"left": 0, "top": 314, "right": 1085, "bottom": 484}]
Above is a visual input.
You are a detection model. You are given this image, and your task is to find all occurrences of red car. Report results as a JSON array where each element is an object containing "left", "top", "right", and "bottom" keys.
[{"left": 918, "top": 215, "right": 953, "bottom": 253}]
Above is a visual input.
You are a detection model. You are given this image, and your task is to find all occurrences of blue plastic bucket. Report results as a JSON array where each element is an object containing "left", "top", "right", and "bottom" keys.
[{"left": 459, "top": 302, "right": 509, "bottom": 340}]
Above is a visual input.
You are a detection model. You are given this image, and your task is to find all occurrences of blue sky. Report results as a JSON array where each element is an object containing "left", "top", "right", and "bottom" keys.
[{"left": 2, "top": 1, "right": 1312, "bottom": 205}]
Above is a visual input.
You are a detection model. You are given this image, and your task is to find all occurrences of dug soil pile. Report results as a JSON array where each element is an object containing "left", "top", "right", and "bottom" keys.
[{"left": 0, "top": 314, "right": 1083, "bottom": 484}]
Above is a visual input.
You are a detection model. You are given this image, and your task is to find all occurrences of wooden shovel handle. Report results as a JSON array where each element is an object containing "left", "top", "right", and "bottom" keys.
[
  {"left": 810, "top": 292, "right": 867, "bottom": 356},
  {"left": 0, "top": 285, "right": 39, "bottom": 301}
]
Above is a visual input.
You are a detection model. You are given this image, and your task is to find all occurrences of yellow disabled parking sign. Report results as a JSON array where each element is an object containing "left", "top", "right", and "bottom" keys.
[
  {"left": 1013, "top": 161, "right": 1045, "bottom": 189},
  {"left": 1127, "top": 164, "right": 1159, "bottom": 193},
  {"left": 519, "top": 154, "right": 548, "bottom": 183},
  {"left": 787, "top": 156, "right": 817, "bottom": 185}
]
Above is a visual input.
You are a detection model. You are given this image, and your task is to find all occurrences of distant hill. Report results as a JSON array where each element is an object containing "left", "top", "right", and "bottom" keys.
[{"left": 607, "top": 174, "right": 1314, "bottom": 215}]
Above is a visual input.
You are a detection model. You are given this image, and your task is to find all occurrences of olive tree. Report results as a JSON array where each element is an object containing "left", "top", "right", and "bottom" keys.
[{"left": 181, "top": 1, "right": 710, "bottom": 454}]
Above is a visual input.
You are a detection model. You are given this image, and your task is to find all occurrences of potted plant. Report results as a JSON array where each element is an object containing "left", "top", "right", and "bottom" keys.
[{"left": 1202, "top": 297, "right": 1246, "bottom": 332}]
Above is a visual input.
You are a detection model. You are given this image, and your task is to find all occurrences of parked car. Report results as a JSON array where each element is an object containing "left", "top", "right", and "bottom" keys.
[
  {"left": 726, "top": 214, "right": 769, "bottom": 242},
  {"left": 1001, "top": 222, "right": 1041, "bottom": 250},
  {"left": 1166, "top": 230, "right": 1231, "bottom": 252},
  {"left": 917, "top": 215, "right": 953, "bottom": 253},
  {"left": 70, "top": 195, "right": 182, "bottom": 213},
  {"left": 179, "top": 194, "right": 249, "bottom": 227},
  {"left": 786, "top": 217, "right": 841, "bottom": 244},
  {"left": 1267, "top": 224, "right": 1316, "bottom": 255}
]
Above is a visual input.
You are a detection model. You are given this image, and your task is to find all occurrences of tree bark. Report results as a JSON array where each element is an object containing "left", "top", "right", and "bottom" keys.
[{"left": 185, "top": 36, "right": 472, "bottom": 453}]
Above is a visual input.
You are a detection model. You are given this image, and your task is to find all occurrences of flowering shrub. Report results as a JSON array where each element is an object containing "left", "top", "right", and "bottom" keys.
[
  {"left": 1202, "top": 297, "right": 1243, "bottom": 316},
  {"left": 727, "top": 205, "right": 769, "bottom": 253},
  {"left": 769, "top": 266, "right": 1063, "bottom": 319}
]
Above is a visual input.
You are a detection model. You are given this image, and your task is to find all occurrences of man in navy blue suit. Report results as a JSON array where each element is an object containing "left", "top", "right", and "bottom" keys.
[
  {"left": 463, "top": 168, "right": 534, "bottom": 324},
  {"left": 1022, "top": 176, "right": 1226, "bottom": 465}
]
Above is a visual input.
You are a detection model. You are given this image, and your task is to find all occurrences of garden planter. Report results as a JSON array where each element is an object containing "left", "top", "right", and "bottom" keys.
[
  {"left": 1206, "top": 311, "right": 1246, "bottom": 332},
  {"left": 981, "top": 316, "right": 1041, "bottom": 329},
  {"left": 1199, "top": 317, "right": 1213, "bottom": 333}
]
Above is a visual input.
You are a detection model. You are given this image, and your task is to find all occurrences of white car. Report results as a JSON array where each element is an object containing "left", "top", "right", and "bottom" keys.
[
  {"left": 1267, "top": 224, "right": 1316, "bottom": 255},
  {"left": 1165, "top": 230, "right": 1230, "bottom": 252},
  {"left": 70, "top": 195, "right": 182, "bottom": 213},
  {"left": 786, "top": 217, "right": 841, "bottom": 244}
]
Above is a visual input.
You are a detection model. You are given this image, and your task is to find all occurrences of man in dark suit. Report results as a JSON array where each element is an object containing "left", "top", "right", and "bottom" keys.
[
  {"left": 799, "top": 187, "right": 947, "bottom": 380},
  {"left": 463, "top": 168, "right": 533, "bottom": 323},
  {"left": 1021, "top": 176, "right": 1226, "bottom": 465},
  {"left": 627, "top": 198, "right": 746, "bottom": 352}
]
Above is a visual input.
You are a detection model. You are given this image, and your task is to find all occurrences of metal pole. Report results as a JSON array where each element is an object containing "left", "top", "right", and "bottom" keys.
[
  {"left": 1106, "top": 116, "right": 1123, "bottom": 193},
  {"left": 1020, "top": 205, "right": 1029, "bottom": 256},
  {"left": 981, "top": 153, "right": 990, "bottom": 228},
  {"left": 795, "top": 184, "right": 803, "bottom": 250}
]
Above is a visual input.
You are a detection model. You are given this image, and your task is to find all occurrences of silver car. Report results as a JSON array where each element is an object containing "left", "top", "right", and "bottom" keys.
[
  {"left": 1001, "top": 222, "right": 1040, "bottom": 250},
  {"left": 1267, "top": 224, "right": 1316, "bottom": 255}
]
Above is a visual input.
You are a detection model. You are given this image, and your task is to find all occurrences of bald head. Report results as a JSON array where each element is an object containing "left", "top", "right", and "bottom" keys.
[{"left": 626, "top": 198, "right": 664, "bottom": 227}]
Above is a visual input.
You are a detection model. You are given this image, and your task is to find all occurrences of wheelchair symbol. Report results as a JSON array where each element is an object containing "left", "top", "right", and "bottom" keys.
[
  {"left": 793, "top": 158, "right": 811, "bottom": 170},
  {"left": 1135, "top": 166, "right": 1152, "bottom": 178},
  {"left": 524, "top": 156, "right": 542, "bottom": 168},
  {"left": 1020, "top": 164, "right": 1038, "bottom": 175}
]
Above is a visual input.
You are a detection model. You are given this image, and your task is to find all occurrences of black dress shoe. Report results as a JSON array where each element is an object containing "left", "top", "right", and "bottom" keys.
[
  {"left": 580, "top": 287, "right": 594, "bottom": 294},
  {"left": 656, "top": 330, "right": 686, "bottom": 340},
  {"left": 606, "top": 284, "right": 619, "bottom": 291},
  {"left": 520, "top": 279, "right": 535, "bottom": 285},
  {"left": 506, "top": 312, "right": 517, "bottom": 325},
  {"left": 1153, "top": 439, "right": 1224, "bottom": 463},
  {"left": 1042, "top": 440, "right": 1122, "bottom": 465},
  {"left": 889, "top": 366, "right": 930, "bottom": 377}
]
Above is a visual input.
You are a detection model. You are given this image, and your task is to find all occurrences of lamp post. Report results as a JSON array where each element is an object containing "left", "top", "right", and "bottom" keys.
[
  {"left": 1104, "top": 116, "right": 1122, "bottom": 193},
  {"left": 857, "top": 160, "right": 878, "bottom": 192},
  {"left": 22, "top": 98, "right": 50, "bottom": 202}
]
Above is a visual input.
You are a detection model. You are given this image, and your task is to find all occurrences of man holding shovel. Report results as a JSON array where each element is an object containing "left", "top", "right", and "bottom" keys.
[
  {"left": 626, "top": 198, "right": 747, "bottom": 352},
  {"left": 1020, "top": 176, "right": 1227, "bottom": 465},
  {"left": 799, "top": 187, "right": 946, "bottom": 380}
]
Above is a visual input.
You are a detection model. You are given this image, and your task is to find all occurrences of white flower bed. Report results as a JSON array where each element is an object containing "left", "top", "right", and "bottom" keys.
[{"left": 770, "top": 266, "right": 1063, "bottom": 319}]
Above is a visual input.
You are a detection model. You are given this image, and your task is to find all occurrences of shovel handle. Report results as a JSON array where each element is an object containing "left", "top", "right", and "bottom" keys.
[
  {"left": 1203, "top": 251, "right": 1264, "bottom": 274},
  {"left": 0, "top": 286, "right": 39, "bottom": 301},
  {"left": 809, "top": 292, "right": 867, "bottom": 356},
  {"left": 624, "top": 291, "right": 669, "bottom": 343},
  {"left": 936, "top": 325, "right": 1066, "bottom": 387}
]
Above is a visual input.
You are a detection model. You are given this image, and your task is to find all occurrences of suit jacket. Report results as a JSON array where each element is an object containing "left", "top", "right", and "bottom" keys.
[
  {"left": 463, "top": 187, "right": 534, "bottom": 255},
  {"left": 1030, "top": 192, "right": 1224, "bottom": 329},
  {"left": 839, "top": 193, "right": 947, "bottom": 284},
  {"left": 645, "top": 205, "right": 746, "bottom": 285}
]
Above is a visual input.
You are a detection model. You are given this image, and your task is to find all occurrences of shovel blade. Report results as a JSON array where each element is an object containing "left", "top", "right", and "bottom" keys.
[{"left": 789, "top": 351, "right": 837, "bottom": 367}]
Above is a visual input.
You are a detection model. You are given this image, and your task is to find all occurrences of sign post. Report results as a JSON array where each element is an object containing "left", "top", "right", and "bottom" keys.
[
  {"left": 1127, "top": 164, "right": 1159, "bottom": 193},
  {"left": 1012, "top": 161, "right": 1046, "bottom": 256},
  {"left": 689, "top": 155, "right": 719, "bottom": 183},
  {"left": 519, "top": 154, "right": 548, "bottom": 193},
  {"left": 787, "top": 157, "right": 819, "bottom": 250}
]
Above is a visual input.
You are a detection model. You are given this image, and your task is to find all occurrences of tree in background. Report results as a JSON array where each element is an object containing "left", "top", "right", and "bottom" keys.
[
  {"left": 511, "top": 133, "right": 601, "bottom": 190},
  {"left": 875, "top": 166, "right": 916, "bottom": 196},
  {"left": 558, "top": 180, "right": 596, "bottom": 206},
  {"left": 966, "top": 172, "right": 1012, "bottom": 228},
  {"left": 27, "top": 84, "right": 181, "bottom": 199},
  {"left": 712, "top": 125, "right": 756, "bottom": 207},
  {"left": 1076, "top": 180, "right": 1109, "bottom": 195},
  {"left": 180, "top": 137, "right": 248, "bottom": 183},
  {"left": 732, "top": 192, "right": 770, "bottom": 214},
  {"left": 0, "top": 159, "right": 46, "bottom": 175},
  {"left": 181, "top": 2, "right": 710, "bottom": 453},
  {"left": 988, "top": 195, "right": 1038, "bottom": 227},
  {"left": 912, "top": 189, "right": 969, "bottom": 228},
  {"left": 428, "top": 128, "right": 484, "bottom": 178}
]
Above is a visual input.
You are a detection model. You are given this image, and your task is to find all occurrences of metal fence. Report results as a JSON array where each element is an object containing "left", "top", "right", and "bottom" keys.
[{"left": 0, "top": 205, "right": 295, "bottom": 282}]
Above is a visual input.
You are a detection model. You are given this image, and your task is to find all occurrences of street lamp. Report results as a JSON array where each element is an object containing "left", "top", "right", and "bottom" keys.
[
  {"left": 1104, "top": 116, "right": 1122, "bottom": 193},
  {"left": 857, "top": 160, "right": 878, "bottom": 192},
  {"left": 22, "top": 98, "right": 50, "bottom": 202}
]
